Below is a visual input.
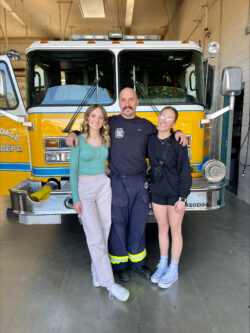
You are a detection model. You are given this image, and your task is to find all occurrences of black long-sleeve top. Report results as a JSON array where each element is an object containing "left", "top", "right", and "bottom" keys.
[{"left": 148, "top": 133, "right": 192, "bottom": 199}]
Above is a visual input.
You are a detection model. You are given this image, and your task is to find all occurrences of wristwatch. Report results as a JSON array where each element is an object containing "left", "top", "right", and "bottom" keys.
[{"left": 178, "top": 197, "right": 187, "bottom": 203}]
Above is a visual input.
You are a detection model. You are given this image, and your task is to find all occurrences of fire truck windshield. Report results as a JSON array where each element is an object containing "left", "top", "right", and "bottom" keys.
[
  {"left": 119, "top": 49, "right": 205, "bottom": 106},
  {"left": 26, "top": 50, "right": 116, "bottom": 108}
]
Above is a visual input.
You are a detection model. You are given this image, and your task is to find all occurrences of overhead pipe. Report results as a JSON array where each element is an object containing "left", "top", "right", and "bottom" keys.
[{"left": 185, "top": 1, "right": 209, "bottom": 40}]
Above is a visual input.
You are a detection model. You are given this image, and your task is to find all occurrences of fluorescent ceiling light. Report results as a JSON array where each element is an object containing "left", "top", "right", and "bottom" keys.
[
  {"left": 77, "top": 0, "right": 105, "bottom": 18},
  {"left": 0, "top": 0, "right": 26, "bottom": 27},
  {"left": 125, "top": 0, "right": 134, "bottom": 28}
]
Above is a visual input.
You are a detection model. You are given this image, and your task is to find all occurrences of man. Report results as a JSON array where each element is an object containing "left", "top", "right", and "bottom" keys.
[{"left": 66, "top": 88, "right": 186, "bottom": 282}]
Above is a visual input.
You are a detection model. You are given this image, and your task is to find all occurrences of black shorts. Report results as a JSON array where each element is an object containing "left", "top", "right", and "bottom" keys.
[{"left": 151, "top": 193, "right": 179, "bottom": 206}]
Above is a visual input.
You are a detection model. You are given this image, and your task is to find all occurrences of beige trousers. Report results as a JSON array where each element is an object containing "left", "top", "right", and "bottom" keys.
[{"left": 78, "top": 174, "right": 114, "bottom": 288}]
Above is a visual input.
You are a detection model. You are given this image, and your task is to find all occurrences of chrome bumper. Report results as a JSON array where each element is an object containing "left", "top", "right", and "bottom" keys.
[
  {"left": 186, "top": 178, "right": 225, "bottom": 210},
  {"left": 147, "top": 178, "right": 225, "bottom": 221},
  {"left": 10, "top": 178, "right": 225, "bottom": 225},
  {"left": 9, "top": 179, "right": 75, "bottom": 224}
]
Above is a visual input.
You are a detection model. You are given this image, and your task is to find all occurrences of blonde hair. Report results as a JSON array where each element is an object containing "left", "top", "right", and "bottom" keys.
[{"left": 80, "top": 104, "right": 110, "bottom": 147}]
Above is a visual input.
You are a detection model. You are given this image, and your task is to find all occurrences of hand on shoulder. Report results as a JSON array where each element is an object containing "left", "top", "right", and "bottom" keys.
[
  {"left": 174, "top": 131, "right": 188, "bottom": 146},
  {"left": 66, "top": 132, "right": 79, "bottom": 147}
]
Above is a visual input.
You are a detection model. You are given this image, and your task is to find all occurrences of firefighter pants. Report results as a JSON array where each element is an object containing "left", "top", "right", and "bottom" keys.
[
  {"left": 78, "top": 174, "right": 114, "bottom": 288},
  {"left": 108, "top": 172, "right": 149, "bottom": 271}
]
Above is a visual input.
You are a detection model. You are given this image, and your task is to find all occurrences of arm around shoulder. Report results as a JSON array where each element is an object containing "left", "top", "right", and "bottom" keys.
[
  {"left": 177, "top": 144, "right": 192, "bottom": 198},
  {"left": 70, "top": 142, "right": 81, "bottom": 203},
  {"left": 174, "top": 130, "right": 188, "bottom": 146},
  {"left": 66, "top": 130, "right": 81, "bottom": 147}
]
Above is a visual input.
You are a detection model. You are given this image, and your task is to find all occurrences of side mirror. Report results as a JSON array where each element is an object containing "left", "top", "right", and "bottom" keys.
[
  {"left": 221, "top": 67, "right": 242, "bottom": 96},
  {"left": 207, "top": 42, "right": 220, "bottom": 58},
  {"left": 7, "top": 49, "right": 21, "bottom": 60},
  {"left": 0, "top": 70, "right": 7, "bottom": 97},
  {"left": 189, "top": 71, "right": 196, "bottom": 91}
]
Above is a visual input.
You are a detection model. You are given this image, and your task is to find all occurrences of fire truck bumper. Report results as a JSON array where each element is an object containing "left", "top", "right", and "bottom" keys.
[
  {"left": 147, "top": 178, "right": 226, "bottom": 221},
  {"left": 9, "top": 179, "right": 76, "bottom": 225},
  {"left": 186, "top": 178, "right": 226, "bottom": 211},
  {"left": 10, "top": 177, "right": 226, "bottom": 225}
]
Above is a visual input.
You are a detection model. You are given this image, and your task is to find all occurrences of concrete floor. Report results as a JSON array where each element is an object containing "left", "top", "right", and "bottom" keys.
[{"left": 0, "top": 191, "right": 249, "bottom": 333}]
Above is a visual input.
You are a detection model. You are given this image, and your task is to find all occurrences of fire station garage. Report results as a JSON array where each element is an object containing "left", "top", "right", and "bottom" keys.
[{"left": 0, "top": 1, "right": 249, "bottom": 332}]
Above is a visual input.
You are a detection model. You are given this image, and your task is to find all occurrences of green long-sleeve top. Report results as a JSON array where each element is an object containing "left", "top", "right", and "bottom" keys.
[{"left": 70, "top": 134, "right": 109, "bottom": 203}]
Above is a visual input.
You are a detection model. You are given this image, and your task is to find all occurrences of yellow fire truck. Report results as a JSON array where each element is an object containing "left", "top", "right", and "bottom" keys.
[{"left": 0, "top": 33, "right": 242, "bottom": 224}]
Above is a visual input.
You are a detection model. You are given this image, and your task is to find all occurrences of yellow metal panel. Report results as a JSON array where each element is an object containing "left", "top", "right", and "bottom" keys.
[
  {"left": 0, "top": 117, "right": 30, "bottom": 194},
  {"left": 0, "top": 171, "right": 31, "bottom": 195}
]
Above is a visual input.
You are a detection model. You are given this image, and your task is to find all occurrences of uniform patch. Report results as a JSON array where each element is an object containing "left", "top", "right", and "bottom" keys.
[
  {"left": 144, "top": 181, "right": 148, "bottom": 189},
  {"left": 115, "top": 128, "right": 124, "bottom": 138}
]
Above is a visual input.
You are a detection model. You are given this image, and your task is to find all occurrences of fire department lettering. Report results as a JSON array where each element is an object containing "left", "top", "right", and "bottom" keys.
[
  {"left": 0, "top": 128, "right": 20, "bottom": 141},
  {"left": 0, "top": 145, "right": 23, "bottom": 152}
]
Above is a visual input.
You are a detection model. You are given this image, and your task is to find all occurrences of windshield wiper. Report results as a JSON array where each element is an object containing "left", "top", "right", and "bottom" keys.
[
  {"left": 62, "top": 64, "right": 100, "bottom": 133},
  {"left": 132, "top": 65, "right": 159, "bottom": 116}
]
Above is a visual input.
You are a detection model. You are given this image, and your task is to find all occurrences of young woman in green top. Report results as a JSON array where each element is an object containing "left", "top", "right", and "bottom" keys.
[{"left": 70, "top": 104, "right": 129, "bottom": 302}]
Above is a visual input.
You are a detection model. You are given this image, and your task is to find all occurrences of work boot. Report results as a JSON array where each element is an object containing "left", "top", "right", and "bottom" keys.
[
  {"left": 116, "top": 269, "right": 131, "bottom": 282},
  {"left": 132, "top": 265, "right": 152, "bottom": 280}
]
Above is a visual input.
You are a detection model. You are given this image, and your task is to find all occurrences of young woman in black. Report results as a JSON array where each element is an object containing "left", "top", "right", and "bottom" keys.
[{"left": 148, "top": 107, "right": 192, "bottom": 288}]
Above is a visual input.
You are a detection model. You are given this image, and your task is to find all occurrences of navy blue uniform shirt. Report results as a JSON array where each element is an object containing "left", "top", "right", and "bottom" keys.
[{"left": 108, "top": 115, "right": 156, "bottom": 176}]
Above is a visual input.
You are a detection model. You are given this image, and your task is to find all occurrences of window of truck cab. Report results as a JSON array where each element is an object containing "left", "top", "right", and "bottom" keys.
[
  {"left": 0, "top": 61, "right": 18, "bottom": 110},
  {"left": 118, "top": 49, "right": 205, "bottom": 106},
  {"left": 26, "top": 50, "right": 116, "bottom": 108}
]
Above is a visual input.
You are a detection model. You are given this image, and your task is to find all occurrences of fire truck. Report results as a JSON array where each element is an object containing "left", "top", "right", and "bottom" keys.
[{"left": 0, "top": 33, "right": 242, "bottom": 224}]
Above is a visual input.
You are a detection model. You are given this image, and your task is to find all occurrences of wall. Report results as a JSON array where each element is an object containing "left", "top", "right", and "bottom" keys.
[
  {"left": 0, "top": 37, "right": 49, "bottom": 55},
  {"left": 165, "top": 0, "right": 250, "bottom": 204}
]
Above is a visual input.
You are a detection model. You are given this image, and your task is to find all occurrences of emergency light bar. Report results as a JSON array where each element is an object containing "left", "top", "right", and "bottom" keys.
[{"left": 70, "top": 33, "right": 161, "bottom": 41}]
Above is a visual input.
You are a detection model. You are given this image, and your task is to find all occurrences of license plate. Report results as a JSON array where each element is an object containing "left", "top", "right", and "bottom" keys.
[{"left": 186, "top": 191, "right": 207, "bottom": 209}]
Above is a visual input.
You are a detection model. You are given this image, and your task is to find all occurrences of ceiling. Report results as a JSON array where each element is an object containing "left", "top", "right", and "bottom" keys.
[{"left": 0, "top": 0, "right": 182, "bottom": 41}]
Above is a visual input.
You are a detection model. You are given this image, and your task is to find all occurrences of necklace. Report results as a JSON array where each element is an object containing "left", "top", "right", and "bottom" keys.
[{"left": 159, "top": 137, "right": 170, "bottom": 145}]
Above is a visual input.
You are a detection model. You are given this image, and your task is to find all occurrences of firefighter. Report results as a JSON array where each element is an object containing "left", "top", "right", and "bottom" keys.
[{"left": 66, "top": 88, "right": 187, "bottom": 282}]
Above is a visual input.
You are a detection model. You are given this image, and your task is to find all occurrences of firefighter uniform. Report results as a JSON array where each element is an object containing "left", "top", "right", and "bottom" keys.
[{"left": 107, "top": 115, "right": 156, "bottom": 271}]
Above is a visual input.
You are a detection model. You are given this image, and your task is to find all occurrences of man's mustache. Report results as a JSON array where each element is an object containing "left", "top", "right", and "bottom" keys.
[{"left": 122, "top": 106, "right": 134, "bottom": 111}]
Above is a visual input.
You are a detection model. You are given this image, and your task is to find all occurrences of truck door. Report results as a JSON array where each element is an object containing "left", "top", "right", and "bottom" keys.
[{"left": 0, "top": 56, "right": 31, "bottom": 195}]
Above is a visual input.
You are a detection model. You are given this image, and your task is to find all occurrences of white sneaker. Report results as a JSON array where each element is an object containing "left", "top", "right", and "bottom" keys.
[
  {"left": 108, "top": 283, "right": 130, "bottom": 302},
  {"left": 158, "top": 271, "right": 178, "bottom": 289},
  {"left": 92, "top": 275, "right": 101, "bottom": 287},
  {"left": 151, "top": 264, "right": 168, "bottom": 284}
]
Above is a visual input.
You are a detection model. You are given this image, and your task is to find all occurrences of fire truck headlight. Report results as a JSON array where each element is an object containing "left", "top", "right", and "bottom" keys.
[
  {"left": 207, "top": 42, "right": 220, "bottom": 56},
  {"left": 203, "top": 160, "right": 226, "bottom": 183},
  {"left": 45, "top": 151, "right": 70, "bottom": 164}
]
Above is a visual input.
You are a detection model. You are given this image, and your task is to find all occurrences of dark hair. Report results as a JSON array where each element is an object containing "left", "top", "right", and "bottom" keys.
[{"left": 161, "top": 106, "right": 178, "bottom": 121}]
